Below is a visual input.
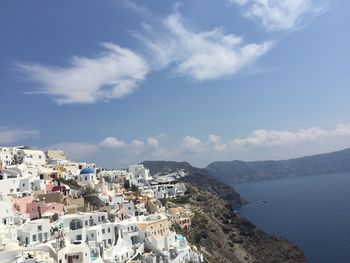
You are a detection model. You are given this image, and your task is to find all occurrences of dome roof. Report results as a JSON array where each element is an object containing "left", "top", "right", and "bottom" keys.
[{"left": 80, "top": 167, "right": 95, "bottom": 175}]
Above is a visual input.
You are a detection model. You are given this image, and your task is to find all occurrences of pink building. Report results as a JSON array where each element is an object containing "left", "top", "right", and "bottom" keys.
[
  {"left": 13, "top": 196, "right": 34, "bottom": 215},
  {"left": 13, "top": 197, "right": 64, "bottom": 219},
  {"left": 27, "top": 200, "right": 46, "bottom": 220},
  {"left": 44, "top": 202, "right": 64, "bottom": 215}
]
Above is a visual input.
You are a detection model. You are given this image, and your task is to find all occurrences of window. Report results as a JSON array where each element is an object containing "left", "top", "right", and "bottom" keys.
[
  {"left": 108, "top": 239, "right": 112, "bottom": 245},
  {"left": 108, "top": 228, "right": 111, "bottom": 233},
  {"left": 102, "top": 229, "right": 105, "bottom": 234},
  {"left": 38, "top": 225, "right": 42, "bottom": 231},
  {"left": 91, "top": 233, "right": 94, "bottom": 238},
  {"left": 32, "top": 235, "right": 36, "bottom": 242},
  {"left": 85, "top": 176, "right": 87, "bottom": 181}
]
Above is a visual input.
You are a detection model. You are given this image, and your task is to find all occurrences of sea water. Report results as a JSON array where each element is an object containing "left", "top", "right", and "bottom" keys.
[{"left": 235, "top": 173, "right": 350, "bottom": 263}]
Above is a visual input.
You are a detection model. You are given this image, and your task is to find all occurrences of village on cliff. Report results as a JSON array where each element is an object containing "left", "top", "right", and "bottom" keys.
[{"left": 0, "top": 146, "right": 204, "bottom": 263}]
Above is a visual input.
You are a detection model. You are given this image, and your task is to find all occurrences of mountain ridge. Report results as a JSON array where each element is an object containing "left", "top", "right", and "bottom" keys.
[{"left": 207, "top": 148, "right": 350, "bottom": 184}]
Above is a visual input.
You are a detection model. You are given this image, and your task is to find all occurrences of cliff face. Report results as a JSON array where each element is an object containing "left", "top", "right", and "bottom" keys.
[
  {"left": 142, "top": 160, "right": 305, "bottom": 263},
  {"left": 207, "top": 148, "right": 350, "bottom": 184},
  {"left": 141, "top": 161, "right": 246, "bottom": 208},
  {"left": 181, "top": 185, "right": 306, "bottom": 263}
]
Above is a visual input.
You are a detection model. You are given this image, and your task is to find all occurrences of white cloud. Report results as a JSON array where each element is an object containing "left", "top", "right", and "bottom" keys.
[
  {"left": 0, "top": 127, "right": 39, "bottom": 144},
  {"left": 99, "top": 137, "right": 125, "bottom": 148},
  {"left": 18, "top": 43, "right": 149, "bottom": 104},
  {"left": 147, "top": 137, "right": 160, "bottom": 148},
  {"left": 129, "top": 139, "right": 145, "bottom": 155},
  {"left": 136, "top": 12, "right": 273, "bottom": 80},
  {"left": 332, "top": 123, "right": 350, "bottom": 137},
  {"left": 180, "top": 136, "right": 205, "bottom": 153},
  {"left": 229, "top": 0, "right": 324, "bottom": 31},
  {"left": 207, "top": 134, "right": 227, "bottom": 152},
  {"left": 229, "top": 127, "right": 327, "bottom": 147},
  {"left": 118, "top": 0, "right": 152, "bottom": 17},
  {"left": 45, "top": 122, "right": 350, "bottom": 167}
]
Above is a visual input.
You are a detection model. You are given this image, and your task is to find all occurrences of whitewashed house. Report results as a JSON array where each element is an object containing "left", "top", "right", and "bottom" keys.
[
  {"left": 17, "top": 149, "right": 46, "bottom": 166},
  {"left": 59, "top": 212, "right": 117, "bottom": 260},
  {"left": 56, "top": 241, "right": 91, "bottom": 263},
  {"left": 0, "top": 147, "right": 13, "bottom": 167},
  {"left": 128, "top": 165, "right": 152, "bottom": 187},
  {"left": 17, "top": 218, "right": 51, "bottom": 246}
]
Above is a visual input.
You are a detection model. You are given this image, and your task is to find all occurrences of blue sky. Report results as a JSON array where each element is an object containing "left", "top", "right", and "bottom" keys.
[{"left": 1, "top": 0, "right": 350, "bottom": 168}]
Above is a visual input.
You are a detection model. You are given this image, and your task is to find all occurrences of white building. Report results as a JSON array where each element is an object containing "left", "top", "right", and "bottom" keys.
[
  {"left": 128, "top": 165, "right": 152, "bottom": 187},
  {"left": 0, "top": 194, "right": 18, "bottom": 246},
  {"left": 17, "top": 149, "right": 46, "bottom": 166},
  {"left": 0, "top": 152, "right": 12, "bottom": 167},
  {"left": 59, "top": 212, "right": 116, "bottom": 259},
  {"left": 46, "top": 149, "right": 67, "bottom": 162},
  {"left": 0, "top": 175, "right": 44, "bottom": 197},
  {"left": 56, "top": 241, "right": 91, "bottom": 263},
  {"left": 77, "top": 167, "right": 97, "bottom": 186},
  {"left": 17, "top": 218, "right": 51, "bottom": 246}
]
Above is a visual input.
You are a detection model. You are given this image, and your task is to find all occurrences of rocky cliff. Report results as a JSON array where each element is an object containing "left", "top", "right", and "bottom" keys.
[
  {"left": 174, "top": 185, "right": 306, "bottom": 263},
  {"left": 142, "top": 160, "right": 306, "bottom": 263}
]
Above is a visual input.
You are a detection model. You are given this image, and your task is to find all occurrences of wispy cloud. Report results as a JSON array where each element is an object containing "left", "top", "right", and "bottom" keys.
[
  {"left": 117, "top": 0, "right": 152, "bottom": 17},
  {"left": 47, "top": 122, "right": 350, "bottom": 167},
  {"left": 229, "top": 127, "right": 328, "bottom": 147},
  {"left": 18, "top": 43, "right": 149, "bottom": 105},
  {"left": 136, "top": 12, "right": 273, "bottom": 80},
  {"left": 229, "top": 0, "right": 325, "bottom": 31},
  {"left": 0, "top": 127, "right": 39, "bottom": 144},
  {"left": 16, "top": 3, "right": 277, "bottom": 104}
]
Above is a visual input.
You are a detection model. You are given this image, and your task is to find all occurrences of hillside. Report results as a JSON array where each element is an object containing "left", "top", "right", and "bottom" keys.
[
  {"left": 142, "top": 160, "right": 306, "bottom": 262},
  {"left": 207, "top": 148, "right": 350, "bottom": 184},
  {"left": 142, "top": 161, "right": 247, "bottom": 208},
  {"left": 172, "top": 184, "right": 306, "bottom": 263}
]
